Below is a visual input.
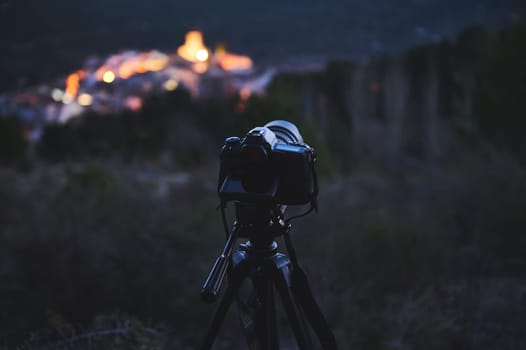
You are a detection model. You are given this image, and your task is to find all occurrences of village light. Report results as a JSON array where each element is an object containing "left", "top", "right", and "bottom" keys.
[
  {"left": 77, "top": 93, "right": 93, "bottom": 106},
  {"left": 102, "top": 71, "right": 116, "bottom": 83},
  {"left": 65, "top": 70, "right": 86, "bottom": 98},
  {"left": 163, "top": 79, "right": 179, "bottom": 91},
  {"left": 196, "top": 49, "right": 209, "bottom": 62},
  {"left": 177, "top": 30, "right": 210, "bottom": 64},
  {"left": 125, "top": 96, "right": 142, "bottom": 111},
  {"left": 51, "top": 88, "right": 64, "bottom": 102}
]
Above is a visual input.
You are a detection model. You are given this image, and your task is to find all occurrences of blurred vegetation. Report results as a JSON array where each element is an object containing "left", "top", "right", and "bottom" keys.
[
  {"left": 473, "top": 19, "right": 526, "bottom": 162},
  {"left": 0, "top": 117, "right": 27, "bottom": 165},
  {"left": 37, "top": 89, "right": 197, "bottom": 163},
  {"left": 294, "top": 151, "right": 526, "bottom": 350},
  {"left": 0, "top": 164, "right": 223, "bottom": 348},
  {"left": 1, "top": 150, "right": 525, "bottom": 349}
]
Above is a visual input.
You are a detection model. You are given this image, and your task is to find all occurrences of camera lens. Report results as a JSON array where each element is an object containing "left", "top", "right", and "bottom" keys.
[{"left": 264, "top": 120, "right": 304, "bottom": 145}]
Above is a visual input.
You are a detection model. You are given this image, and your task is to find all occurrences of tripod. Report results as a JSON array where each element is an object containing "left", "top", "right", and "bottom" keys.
[{"left": 200, "top": 204, "right": 337, "bottom": 350}]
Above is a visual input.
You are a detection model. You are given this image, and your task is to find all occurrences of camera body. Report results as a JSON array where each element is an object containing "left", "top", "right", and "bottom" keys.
[{"left": 218, "top": 122, "right": 316, "bottom": 205}]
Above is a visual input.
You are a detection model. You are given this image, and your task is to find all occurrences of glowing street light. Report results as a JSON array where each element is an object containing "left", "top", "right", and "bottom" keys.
[
  {"left": 51, "top": 88, "right": 64, "bottom": 102},
  {"left": 102, "top": 71, "right": 115, "bottom": 83},
  {"left": 196, "top": 49, "right": 209, "bottom": 62},
  {"left": 77, "top": 93, "right": 93, "bottom": 106},
  {"left": 163, "top": 79, "right": 179, "bottom": 91}
]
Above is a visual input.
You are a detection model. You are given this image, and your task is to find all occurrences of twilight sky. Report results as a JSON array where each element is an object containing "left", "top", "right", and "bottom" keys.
[{"left": 3, "top": 0, "right": 524, "bottom": 56}]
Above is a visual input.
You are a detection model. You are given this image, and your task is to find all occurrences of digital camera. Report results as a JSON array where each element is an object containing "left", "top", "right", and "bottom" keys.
[{"left": 218, "top": 120, "right": 317, "bottom": 205}]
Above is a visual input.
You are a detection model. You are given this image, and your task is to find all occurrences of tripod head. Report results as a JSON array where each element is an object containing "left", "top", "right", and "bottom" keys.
[
  {"left": 234, "top": 203, "right": 287, "bottom": 237},
  {"left": 200, "top": 202, "right": 290, "bottom": 303}
]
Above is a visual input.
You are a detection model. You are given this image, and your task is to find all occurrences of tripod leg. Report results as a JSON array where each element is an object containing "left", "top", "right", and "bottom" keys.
[
  {"left": 291, "top": 267, "right": 338, "bottom": 350},
  {"left": 251, "top": 272, "right": 279, "bottom": 350},
  {"left": 200, "top": 283, "right": 238, "bottom": 350},
  {"left": 201, "top": 258, "right": 250, "bottom": 350},
  {"left": 272, "top": 259, "right": 312, "bottom": 350}
]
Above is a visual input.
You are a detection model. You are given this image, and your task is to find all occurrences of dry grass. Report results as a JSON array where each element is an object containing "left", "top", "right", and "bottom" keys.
[{"left": 1, "top": 152, "right": 525, "bottom": 349}]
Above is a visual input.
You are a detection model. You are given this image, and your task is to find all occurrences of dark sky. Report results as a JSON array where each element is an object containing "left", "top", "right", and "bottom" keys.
[
  {"left": 0, "top": 0, "right": 524, "bottom": 89},
  {"left": 3, "top": 0, "right": 524, "bottom": 56}
]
